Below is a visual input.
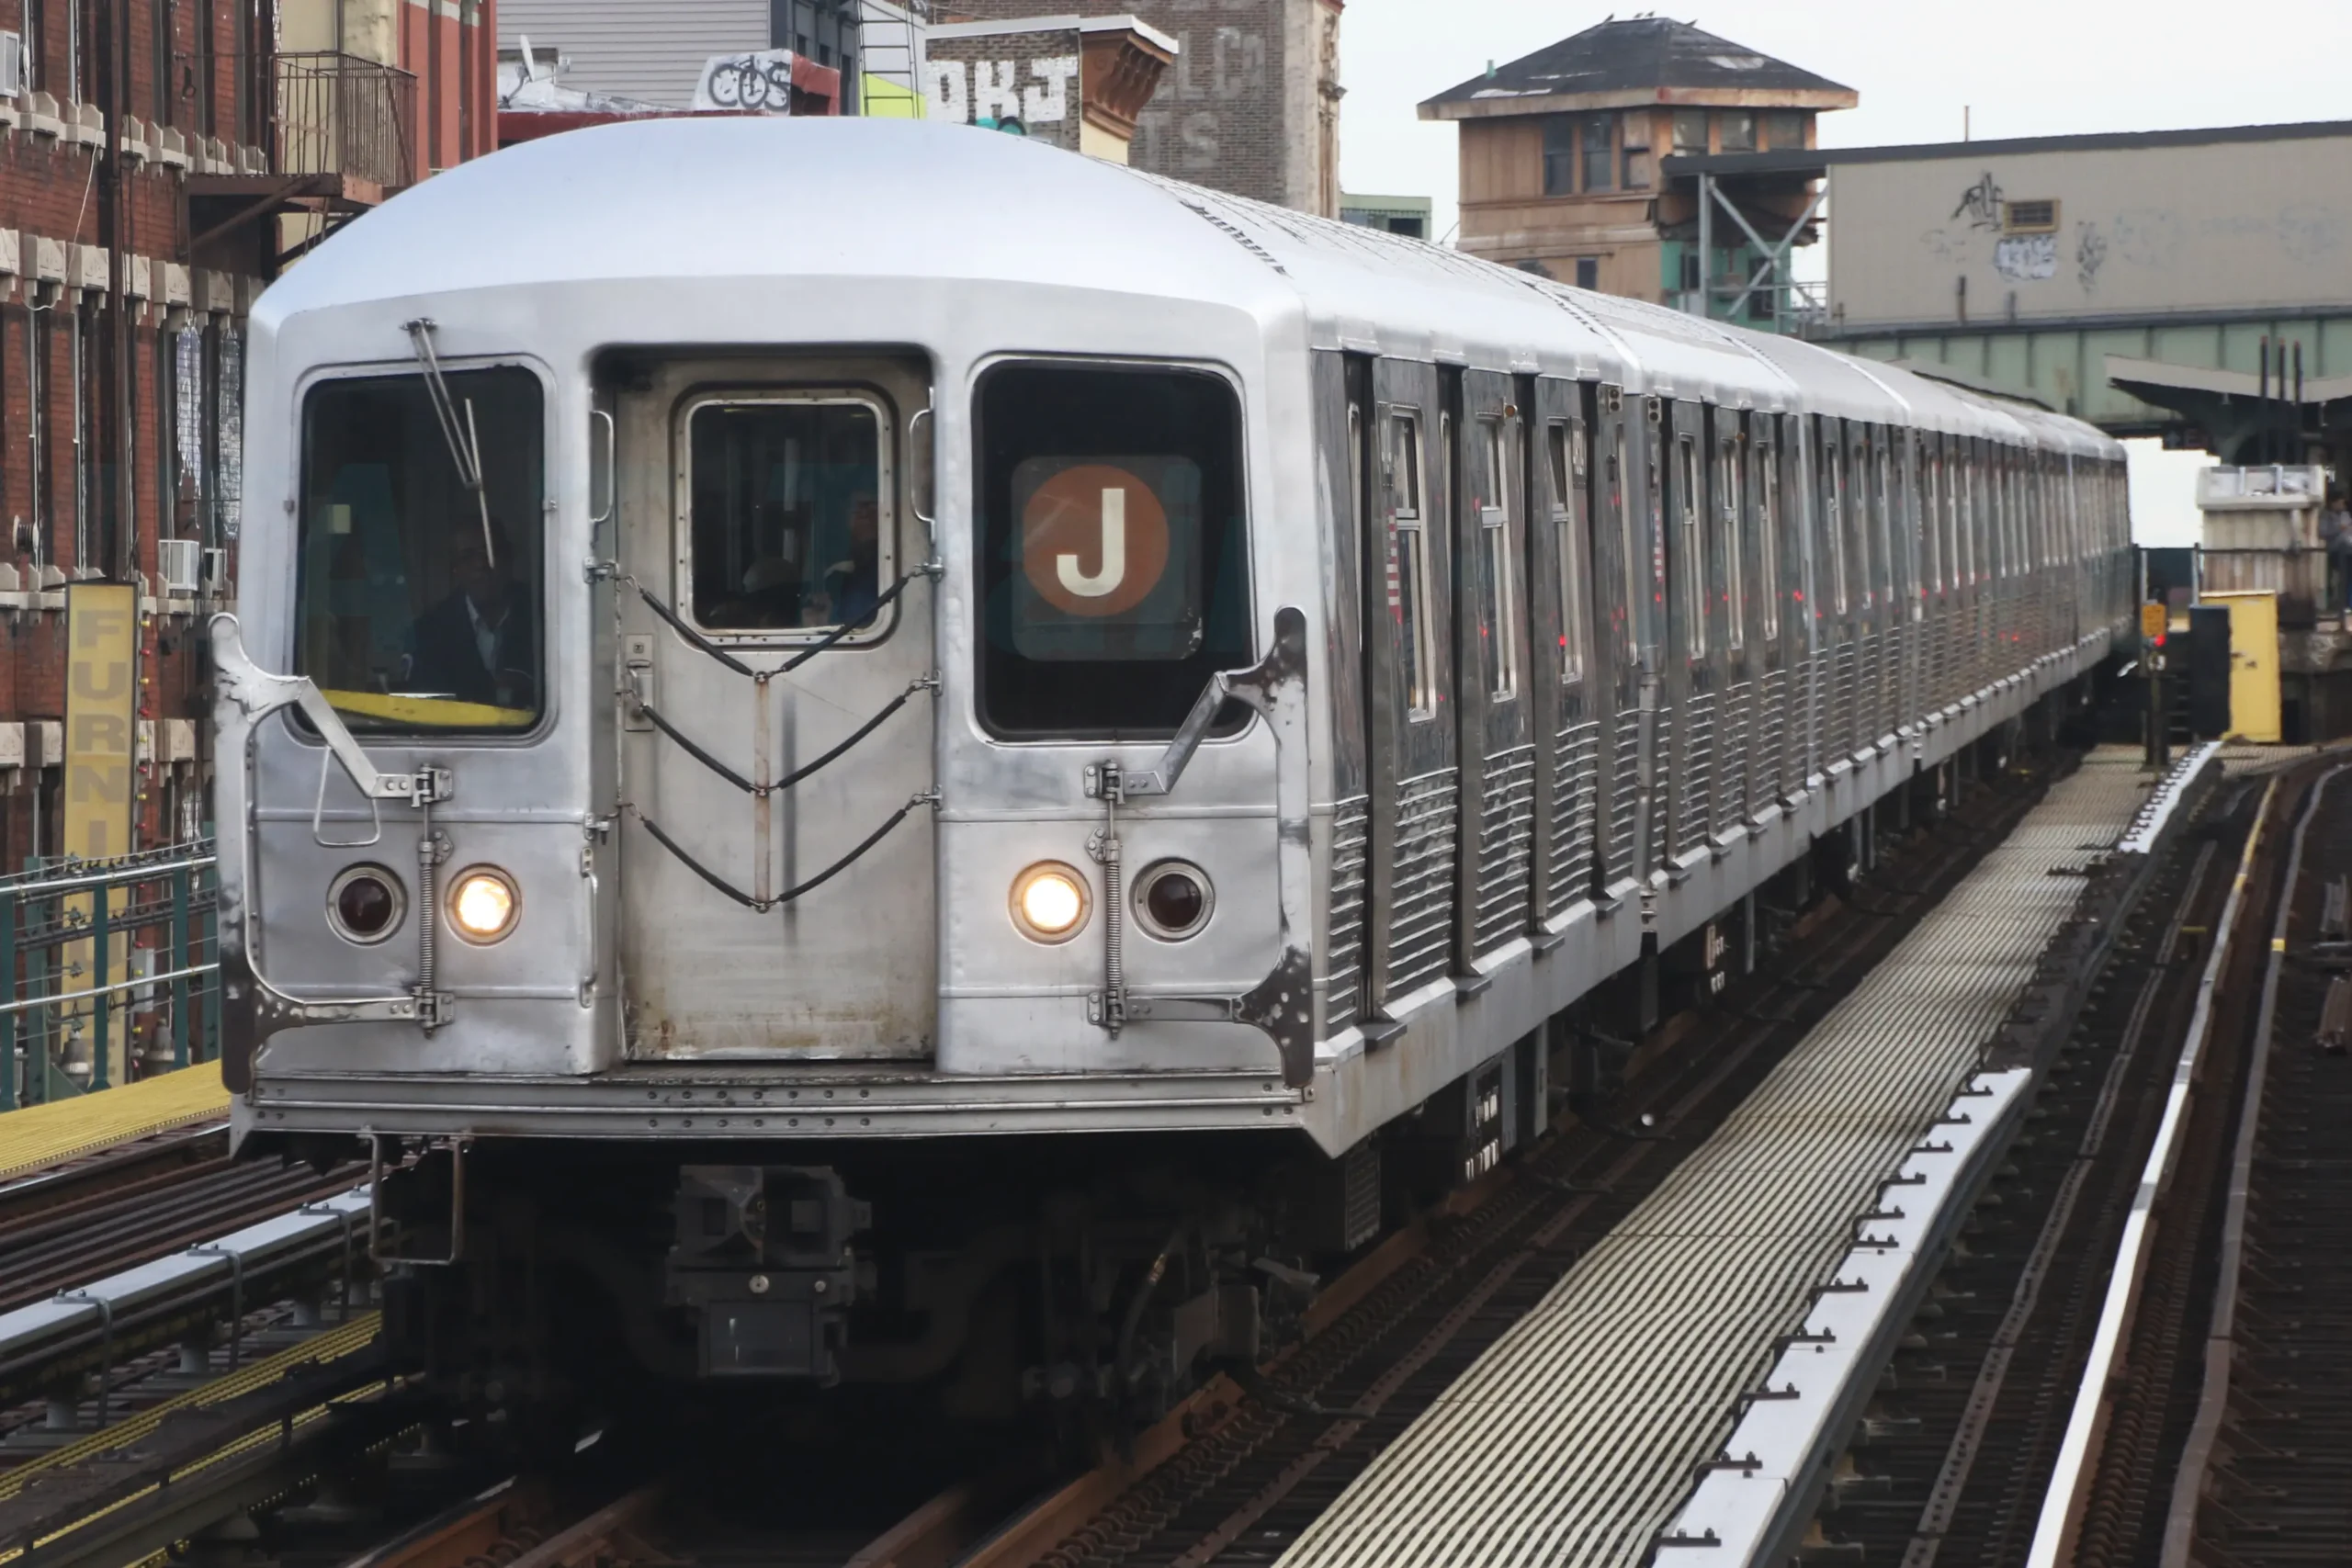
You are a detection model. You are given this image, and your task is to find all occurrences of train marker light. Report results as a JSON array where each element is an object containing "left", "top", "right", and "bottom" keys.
[
  {"left": 1012, "top": 863, "right": 1090, "bottom": 942},
  {"left": 327, "top": 866, "right": 404, "bottom": 944},
  {"left": 450, "top": 868, "right": 521, "bottom": 942}
]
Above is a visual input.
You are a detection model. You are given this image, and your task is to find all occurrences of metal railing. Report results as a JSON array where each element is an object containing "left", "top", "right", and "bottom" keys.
[
  {"left": 1, "top": 840, "right": 221, "bottom": 1109},
  {"left": 274, "top": 51, "right": 416, "bottom": 190}
]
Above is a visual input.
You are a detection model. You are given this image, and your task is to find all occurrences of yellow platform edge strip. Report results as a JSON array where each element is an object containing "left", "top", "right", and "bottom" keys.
[{"left": 0, "top": 1061, "right": 232, "bottom": 1186}]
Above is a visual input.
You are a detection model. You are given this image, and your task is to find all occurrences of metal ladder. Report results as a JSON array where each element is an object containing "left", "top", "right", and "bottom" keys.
[{"left": 855, "top": 0, "right": 927, "bottom": 118}]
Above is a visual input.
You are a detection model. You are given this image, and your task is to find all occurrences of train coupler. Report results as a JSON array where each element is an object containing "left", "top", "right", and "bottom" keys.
[{"left": 664, "top": 1165, "right": 872, "bottom": 1382}]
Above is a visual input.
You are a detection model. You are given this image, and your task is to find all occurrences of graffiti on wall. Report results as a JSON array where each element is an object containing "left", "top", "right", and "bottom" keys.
[
  {"left": 926, "top": 57, "right": 1080, "bottom": 131},
  {"left": 693, "top": 51, "right": 799, "bottom": 113},
  {"left": 1951, "top": 171, "right": 2006, "bottom": 231},
  {"left": 1991, "top": 233, "right": 2056, "bottom": 280}
]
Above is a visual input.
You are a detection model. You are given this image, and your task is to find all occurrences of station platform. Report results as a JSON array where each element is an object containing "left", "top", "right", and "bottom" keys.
[
  {"left": 1278, "top": 749, "right": 2166, "bottom": 1568},
  {"left": 0, "top": 1061, "right": 230, "bottom": 1186}
]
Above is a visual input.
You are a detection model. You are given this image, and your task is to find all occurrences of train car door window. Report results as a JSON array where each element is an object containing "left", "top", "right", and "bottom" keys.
[
  {"left": 1677, "top": 432, "right": 1704, "bottom": 657},
  {"left": 975, "top": 362, "right": 1249, "bottom": 739},
  {"left": 683, "top": 395, "right": 892, "bottom": 639},
  {"left": 1549, "top": 420, "right": 1590, "bottom": 682},
  {"left": 294, "top": 365, "right": 546, "bottom": 733},
  {"left": 1480, "top": 419, "right": 1521, "bottom": 701},
  {"left": 1755, "top": 433, "right": 1780, "bottom": 642},
  {"left": 1718, "top": 433, "right": 1745, "bottom": 650},
  {"left": 1820, "top": 425, "right": 1848, "bottom": 615},
  {"left": 1612, "top": 424, "right": 1637, "bottom": 660},
  {"left": 1388, "top": 411, "right": 1438, "bottom": 719}
]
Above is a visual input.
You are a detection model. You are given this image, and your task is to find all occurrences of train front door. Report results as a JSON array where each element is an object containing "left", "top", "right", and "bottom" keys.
[{"left": 609, "top": 356, "right": 939, "bottom": 1059}]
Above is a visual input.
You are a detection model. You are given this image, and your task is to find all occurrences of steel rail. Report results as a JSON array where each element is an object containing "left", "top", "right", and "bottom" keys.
[
  {"left": 2154, "top": 762, "right": 2348, "bottom": 1564},
  {"left": 2021, "top": 770, "right": 2297, "bottom": 1567}
]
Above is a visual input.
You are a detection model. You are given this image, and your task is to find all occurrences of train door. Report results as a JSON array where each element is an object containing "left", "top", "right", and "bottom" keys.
[
  {"left": 1848, "top": 421, "right": 1882, "bottom": 753},
  {"left": 1782, "top": 412, "right": 1817, "bottom": 795},
  {"left": 1711, "top": 407, "right": 1753, "bottom": 840},
  {"left": 1747, "top": 417, "right": 1786, "bottom": 820},
  {"left": 1663, "top": 400, "right": 1713, "bottom": 865},
  {"left": 1325, "top": 353, "right": 1374, "bottom": 1039},
  {"left": 609, "top": 355, "right": 939, "bottom": 1059},
  {"left": 1450, "top": 370, "right": 1535, "bottom": 968},
  {"left": 1526, "top": 376, "right": 1600, "bottom": 925},
  {"left": 1361, "top": 358, "right": 1457, "bottom": 1014},
  {"left": 1814, "top": 416, "right": 1853, "bottom": 766},
  {"left": 1596, "top": 387, "right": 1651, "bottom": 904}
]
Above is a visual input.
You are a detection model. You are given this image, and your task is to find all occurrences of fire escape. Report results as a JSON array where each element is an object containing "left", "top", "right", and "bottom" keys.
[{"left": 187, "top": 52, "right": 417, "bottom": 275}]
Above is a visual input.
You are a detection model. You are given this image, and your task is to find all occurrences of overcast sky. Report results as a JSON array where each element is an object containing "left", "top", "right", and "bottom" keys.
[{"left": 1336, "top": 1, "right": 2351, "bottom": 545}]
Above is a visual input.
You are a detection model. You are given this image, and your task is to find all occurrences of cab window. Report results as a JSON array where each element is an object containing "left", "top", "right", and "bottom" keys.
[
  {"left": 295, "top": 367, "right": 544, "bottom": 733},
  {"left": 685, "top": 396, "right": 891, "bottom": 637},
  {"left": 975, "top": 363, "right": 1249, "bottom": 738}
]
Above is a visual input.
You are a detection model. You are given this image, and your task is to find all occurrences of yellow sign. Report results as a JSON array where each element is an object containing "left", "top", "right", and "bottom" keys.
[
  {"left": 65, "top": 583, "right": 139, "bottom": 861},
  {"left": 64, "top": 582, "right": 139, "bottom": 1088},
  {"left": 2141, "top": 601, "right": 2167, "bottom": 644}
]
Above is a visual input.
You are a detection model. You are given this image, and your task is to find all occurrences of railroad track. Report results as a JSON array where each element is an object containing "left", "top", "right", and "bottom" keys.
[
  {"left": 2079, "top": 756, "right": 2352, "bottom": 1565},
  {"left": 0, "top": 1148, "right": 362, "bottom": 1314}
]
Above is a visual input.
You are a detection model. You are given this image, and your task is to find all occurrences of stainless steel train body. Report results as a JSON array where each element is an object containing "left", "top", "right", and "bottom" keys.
[{"left": 218, "top": 118, "right": 2131, "bottom": 1391}]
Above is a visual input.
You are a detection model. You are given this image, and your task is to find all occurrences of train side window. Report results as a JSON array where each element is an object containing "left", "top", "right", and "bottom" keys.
[
  {"left": 1481, "top": 419, "right": 1521, "bottom": 701},
  {"left": 1390, "top": 411, "right": 1438, "bottom": 719},
  {"left": 974, "top": 361, "right": 1249, "bottom": 739},
  {"left": 1718, "top": 434, "right": 1745, "bottom": 650},
  {"left": 1677, "top": 433, "right": 1705, "bottom": 658},
  {"left": 1551, "top": 420, "right": 1590, "bottom": 682},
  {"left": 1874, "top": 440, "right": 1894, "bottom": 612},
  {"left": 1821, "top": 426, "right": 1847, "bottom": 615},
  {"left": 1755, "top": 435, "right": 1780, "bottom": 642}
]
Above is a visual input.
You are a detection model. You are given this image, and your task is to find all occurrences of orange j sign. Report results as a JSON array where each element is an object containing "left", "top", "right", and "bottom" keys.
[{"left": 1021, "top": 465, "right": 1170, "bottom": 618}]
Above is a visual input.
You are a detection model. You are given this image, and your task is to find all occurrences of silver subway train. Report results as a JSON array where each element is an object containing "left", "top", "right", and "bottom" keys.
[{"left": 218, "top": 118, "right": 2131, "bottom": 1404}]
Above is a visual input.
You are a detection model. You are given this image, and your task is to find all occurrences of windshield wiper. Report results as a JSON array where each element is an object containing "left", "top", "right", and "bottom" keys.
[{"left": 403, "top": 318, "right": 498, "bottom": 568}]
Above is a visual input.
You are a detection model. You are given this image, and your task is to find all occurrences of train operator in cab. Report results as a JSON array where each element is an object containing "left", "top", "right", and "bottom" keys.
[{"left": 405, "top": 521, "right": 537, "bottom": 712}]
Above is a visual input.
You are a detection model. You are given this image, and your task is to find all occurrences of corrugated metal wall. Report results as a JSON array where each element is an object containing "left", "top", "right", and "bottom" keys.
[{"left": 500, "top": 0, "right": 770, "bottom": 107}]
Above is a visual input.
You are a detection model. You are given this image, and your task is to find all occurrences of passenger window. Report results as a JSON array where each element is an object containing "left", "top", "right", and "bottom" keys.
[
  {"left": 295, "top": 366, "right": 545, "bottom": 733},
  {"left": 975, "top": 363, "right": 1249, "bottom": 739},
  {"left": 1821, "top": 427, "right": 1848, "bottom": 615},
  {"left": 1677, "top": 433, "right": 1704, "bottom": 657},
  {"left": 1875, "top": 444, "right": 1894, "bottom": 609},
  {"left": 1390, "top": 411, "right": 1437, "bottom": 719},
  {"left": 1481, "top": 419, "right": 1521, "bottom": 701},
  {"left": 1718, "top": 434, "right": 1745, "bottom": 651},
  {"left": 1755, "top": 437, "right": 1780, "bottom": 642},
  {"left": 1552, "top": 420, "right": 1589, "bottom": 683},
  {"left": 686, "top": 397, "right": 890, "bottom": 637}
]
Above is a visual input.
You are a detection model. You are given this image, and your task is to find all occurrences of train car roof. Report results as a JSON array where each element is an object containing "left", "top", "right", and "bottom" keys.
[{"left": 255, "top": 117, "right": 2116, "bottom": 457}]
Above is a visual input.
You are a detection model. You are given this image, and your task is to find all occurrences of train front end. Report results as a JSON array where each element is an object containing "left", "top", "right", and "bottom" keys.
[{"left": 221, "top": 118, "right": 1336, "bottom": 1403}]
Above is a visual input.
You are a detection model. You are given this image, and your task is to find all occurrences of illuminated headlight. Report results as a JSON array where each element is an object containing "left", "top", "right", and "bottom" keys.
[
  {"left": 1011, "top": 863, "right": 1090, "bottom": 943},
  {"left": 448, "top": 867, "right": 521, "bottom": 943}
]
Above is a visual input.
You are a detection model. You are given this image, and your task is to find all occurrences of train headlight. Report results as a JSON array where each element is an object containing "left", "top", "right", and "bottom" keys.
[
  {"left": 1135, "top": 861, "right": 1214, "bottom": 942},
  {"left": 326, "top": 866, "right": 405, "bottom": 945},
  {"left": 1012, "top": 863, "right": 1090, "bottom": 943},
  {"left": 448, "top": 867, "right": 521, "bottom": 943}
]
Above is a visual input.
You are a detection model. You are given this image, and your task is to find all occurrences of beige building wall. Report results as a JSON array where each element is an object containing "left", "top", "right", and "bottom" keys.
[{"left": 1828, "top": 133, "right": 2352, "bottom": 330}]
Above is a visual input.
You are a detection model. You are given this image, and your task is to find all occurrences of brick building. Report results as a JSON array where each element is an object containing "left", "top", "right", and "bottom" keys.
[
  {"left": 0, "top": 0, "right": 492, "bottom": 874},
  {"left": 937, "top": 0, "right": 1341, "bottom": 215},
  {"left": 924, "top": 14, "right": 1173, "bottom": 162}
]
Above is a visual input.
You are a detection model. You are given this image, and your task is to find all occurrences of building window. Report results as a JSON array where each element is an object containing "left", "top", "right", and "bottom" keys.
[
  {"left": 2004, "top": 199, "right": 2060, "bottom": 233},
  {"left": 1763, "top": 111, "right": 1804, "bottom": 152},
  {"left": 1622, "top": 111, "right": 1652, "bottom": 188},
  {"left": 1672, "top": 108, "right": 1709, "bottom": 153},
  {"left": 1581, "top": 114, "right": 1614, "bottom": 191},
  {"left": 1719, "top": 112, "right": 1755, "bottom": 152},
  {"left": 1543, "top": 117, "right": 1575, "bottom": 196},
  {"left": 1516, "top": 259, "right": 1554, "bottom": 279},
  {"left": 1575, "top": 257, "right": 1600, "bottom": 290}
]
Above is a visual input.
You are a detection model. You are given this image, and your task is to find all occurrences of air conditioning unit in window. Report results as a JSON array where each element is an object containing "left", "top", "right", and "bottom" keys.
[
  {"left": 158, "top": 537, "right": 202, "bottom": 595},
  {"left": 0, "top": 32, "right": 25, "bottom": 98}
]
